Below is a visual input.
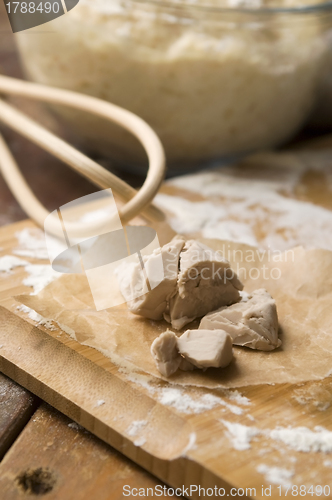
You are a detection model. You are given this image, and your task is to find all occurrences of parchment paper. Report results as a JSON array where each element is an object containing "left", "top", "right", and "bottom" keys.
[{"left": 16, "top": 239, "right": 332, "bottom": 388}]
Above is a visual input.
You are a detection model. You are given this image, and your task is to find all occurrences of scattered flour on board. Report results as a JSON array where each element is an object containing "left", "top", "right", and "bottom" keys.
[
  {"left": 324, "top": 460, "right": 332, "bottom": 467},
  {"left": 0, "top": 255, "right": 29, "bottom": 273},
  {"left": 16, "top": 305, "right": 74, "bottom": 335},
  {"left": 221, "top": 422, "right": 332, "bottom": 453},
  {"left": 226, "top": 389, "right": 251, "bottom": 406},
  {"left": 96, "top": 399, "right": 105, "bottom": 407},
  {"left": 133, "top": 437, "right": 146, "bottom": 447},
  {"left": 17, "top": 304, "right": 43, "bottom": 323},
  {"left": 156, "top": 169, "right": 332, "bottom": 251},
  {"left": 269, "top": 426, "right": 332, "bottom": 453},
  {"left": 295, "top": 398, "right": 330, "bottom": 411},
  {"left": 126, "top": 373, "right": 250, "bottom": 415},
  {"left": 0, "top": 258, "right": 59, "bottom": 296},
  {"left": 56, "top": 321, "right": 75, "bottom": 337},
  {"left": 221, "top": 420, "right": 260, "bottom": 451},
  {"left": 256, "top": 464, "right": 294, "bottom": 488},
  {"left": 293, "top": 385, "right": 331, "bottom": 412},
  {"left": 158, "top": 388, "right": 244, "bottom": 415},
  {"left": 126, "top": 420, "right": 148, "bottom": 437}
]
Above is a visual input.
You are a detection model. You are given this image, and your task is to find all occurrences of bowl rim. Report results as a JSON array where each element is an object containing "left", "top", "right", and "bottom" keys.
[{"left": 128, "top": 0, "right": 332, "bottom": 15}]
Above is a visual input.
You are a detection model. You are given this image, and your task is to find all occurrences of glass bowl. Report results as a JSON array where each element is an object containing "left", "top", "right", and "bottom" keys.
[{"left": 15, "top": 0, "right": 332, "bottom": 169}]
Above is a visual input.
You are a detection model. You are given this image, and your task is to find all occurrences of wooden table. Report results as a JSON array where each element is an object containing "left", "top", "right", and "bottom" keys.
[{"left": 0, "top": 6, "right": 180, "bottom": 498}]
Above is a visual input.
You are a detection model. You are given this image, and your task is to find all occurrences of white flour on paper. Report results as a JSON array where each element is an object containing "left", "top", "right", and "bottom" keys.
[
  {"left": 0, "top": 258, "right": 61, "bottom": 296},
  {"left": 17, "top": 304, "right": 43, "bottom": 323},
  {"left": 23, "top": 265, "right": 60, "bottom": 295},
  {"left": 14, "top": 228, "right": 65, "bottom": 260},
  {"left": 156, "top": 167, "right": 332, "bottom": 251},
  {"left": 0, "top": 255, "right": 29, "bottom": 273},
  {"left": 155, "top": 192, "right": 332, "bottom": 251},
  {"left": 167, "top": 169, "right": 298, "bottom": 200},
  {"left": 0, "top": 229, "right": 62, "bottom": 294},
  {"left": 16, "top": 305, "right": 73, "bottom": 334},
  {"left": 8, "top": 228, "right": 73, "bottom": 334},
  {"left": 256, "top": 464, "right": 294, "bottom": 488}
]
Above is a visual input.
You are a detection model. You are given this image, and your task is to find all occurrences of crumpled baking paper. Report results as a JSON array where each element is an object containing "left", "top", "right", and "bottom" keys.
[{"left": 16, "top": 239, "right": 332, "bottom": 388}]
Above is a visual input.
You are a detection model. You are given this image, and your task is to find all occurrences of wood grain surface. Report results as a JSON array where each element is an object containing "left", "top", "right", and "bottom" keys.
[
  {"left": 0, "top": 403, "right": 182, "bottom": 500},
  {"left": 0, "top": 373, "right": 38, "bottom": 460}
]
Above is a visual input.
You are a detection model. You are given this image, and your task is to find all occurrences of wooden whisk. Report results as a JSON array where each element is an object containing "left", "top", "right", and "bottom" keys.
[{"left": 0, "top": 74, "right": 166, "bottom": 238}]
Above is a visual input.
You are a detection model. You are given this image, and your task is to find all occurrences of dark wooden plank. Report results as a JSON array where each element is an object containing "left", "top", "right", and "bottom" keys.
[
  {"left": 0, "top": 403, "right": 182, "bottom": 500},
  {"left": 0, "top": 373, "right": 38, "bottom": 460}
]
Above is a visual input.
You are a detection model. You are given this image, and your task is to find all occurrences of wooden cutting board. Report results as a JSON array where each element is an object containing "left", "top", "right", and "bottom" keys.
[{"left": 0, "top": 211, "right": 332, "bottom": 499}]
